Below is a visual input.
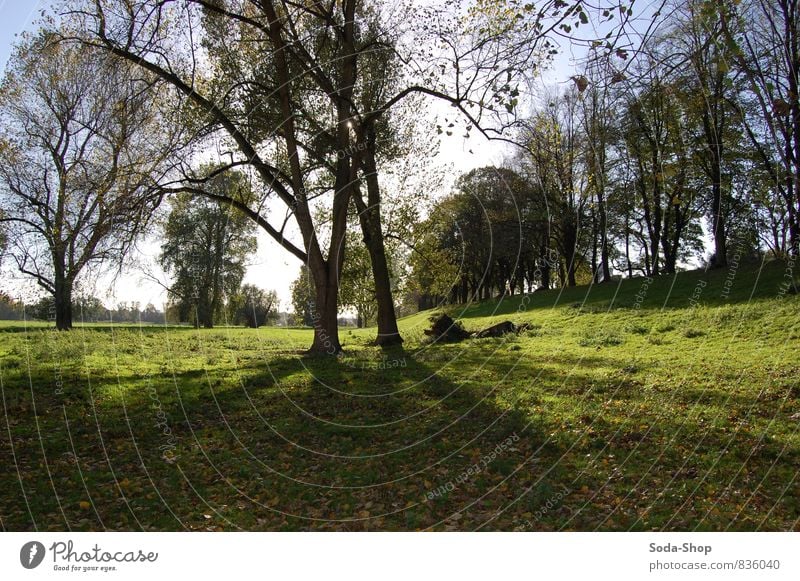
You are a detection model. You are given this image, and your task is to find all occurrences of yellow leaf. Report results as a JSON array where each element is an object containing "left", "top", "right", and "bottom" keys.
[{"left": 79, "top": 501, "right": 91, "bottom": 510}]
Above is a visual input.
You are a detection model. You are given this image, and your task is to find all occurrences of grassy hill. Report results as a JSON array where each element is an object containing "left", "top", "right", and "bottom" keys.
[{"left": 0, "top": 259, "right": 798, "bottom": 531}]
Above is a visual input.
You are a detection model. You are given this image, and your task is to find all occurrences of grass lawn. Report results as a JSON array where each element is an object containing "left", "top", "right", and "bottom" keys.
[{"left": 1, "top": 259, "right": 798, "bottom": 531}]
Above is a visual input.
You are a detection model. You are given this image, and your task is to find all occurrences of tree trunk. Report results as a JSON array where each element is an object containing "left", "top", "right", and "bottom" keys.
[
  {"left": 308, "top": 259, "right": 343, "bottom": 354},
  {"left": 598, "top": 193, "right": 611, "bottom": 282},
  {"left": 704, "top": 92, "right": 728, "bottom": 268},
  {"left": 54, "top": 274, "right": 73, "bottom": 331},
  {"left": 538, "top": 240, "right": 551, "bottom": 290},
  {"left": 625, "top": 214, "right": 632, "bottom": 278},
  {"left": 567, "top": 263, "right": 577, "bottom": 287},
  {"left": 710, "top": 172, "right": 728, "bottom": 267},
  {"left": 787, "top": 137, "right": 799, "bottom": 256},
  {"left": 590, "top": 202, "right": 599, "bottom": 282},
  {"left": 354, "top": 128, "right": 403, "bottom": 346},
  {"left": 208, "top": 234, "right": 223, "bottom": 327},
  {"left": 198, "top": 281, "right": 214, "bottom": 328},
  {"left": 642, "top": 236, "right": 652, "bottom": 277},
  {"left": 625, "top": 237, "right": 632, "bottom": 278},
  {"left": 565, "top": 228, "right": 578, "bottom": 287}
]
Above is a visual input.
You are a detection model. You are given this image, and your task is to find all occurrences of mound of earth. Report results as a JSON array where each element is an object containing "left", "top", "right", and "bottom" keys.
[
  {"left": 423, "top": 313, "right": 471, "bottom": 342},
  {"left": 424, "top": 314, "right": 534, "bottom": 342}
]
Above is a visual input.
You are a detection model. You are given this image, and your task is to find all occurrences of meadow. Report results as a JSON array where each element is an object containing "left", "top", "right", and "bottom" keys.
[{"left": 0, "top": 259, "right": 798, "bottom": 531}]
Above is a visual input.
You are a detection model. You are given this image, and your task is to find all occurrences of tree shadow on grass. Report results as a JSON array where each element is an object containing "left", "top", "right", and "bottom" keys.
[
  {"left": 2, "top": 337, "right": 797, "bottom": 532},
  {"left": 0, "top": 342, "right": 579, "bottom": 532}
]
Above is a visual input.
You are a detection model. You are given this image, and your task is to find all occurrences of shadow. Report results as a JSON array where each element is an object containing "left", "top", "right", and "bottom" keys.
[
  {"left": 0, "top": 337, "right": 576, "bottom": 532},
  {"left": 1, "top": 324, "right": 797, "bottom": 533}
]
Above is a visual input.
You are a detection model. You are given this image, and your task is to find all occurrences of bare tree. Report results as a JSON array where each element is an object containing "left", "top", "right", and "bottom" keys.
[{"left": 0, "top": 33, "right": 181, "bottom": 329}]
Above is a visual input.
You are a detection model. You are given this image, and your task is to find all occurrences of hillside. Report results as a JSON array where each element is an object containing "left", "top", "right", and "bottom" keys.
[{"left": 396, "top": 258, "right": 798, "bottom": 335}]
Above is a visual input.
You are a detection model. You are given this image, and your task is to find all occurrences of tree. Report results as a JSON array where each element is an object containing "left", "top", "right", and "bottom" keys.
[
  {"left": 0, "top": 292, "right": 23, "bottom": 320},
  {"left": 290, "top": 267, "right": 316, "bottom": 328},
  {"left": 159, "top": 170, "right": 257, "bottom": 328},
  {"left": 579, "top": 81, "right": 617, "bottom": 282},
  {"left": 74, "top": 295, "right": 108, "bottom": 322},
  {"left": 406, "top": 206, "right": 463, "bottom": 310},
  {"left": 0, "top": 33, "right": 178, "bottom": 329},
  {"left": 68, "top": 0, "right": 385, "bottom": 352},
  {"left": 230, "top": 284, "right": 278, "bottom": 328},
  {"left": 522, "top": 90, "right": 587, "bottom": 286},
  {"left": 140, "top": 303, "right": 163, "bottom": 324},
  {"left": 406, "top": 166, "right": 541, "bottom": 305},
  {"left": 619, "top": 53, "right": 705, "bottom": 276},
  {"left": 66, "top": 0, "right": 638, "bottom": 352},
  {"left": 339, "top": 231, "right": 378, "bottom": 328},
  {"left": 658, "top": 0, "right": 744, "bottom": 268}
]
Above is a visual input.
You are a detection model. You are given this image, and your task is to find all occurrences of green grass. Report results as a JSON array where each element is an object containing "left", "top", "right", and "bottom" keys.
[{"left": 1, "top": 259, "right": 798, "bottom": 531}]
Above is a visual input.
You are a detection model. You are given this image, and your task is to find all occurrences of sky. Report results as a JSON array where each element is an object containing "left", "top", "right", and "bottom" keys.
[
  {"left": 0, "top": 1, "right": 662, "bottom": 311},
  {"left": 0, "top": 2, "right": 49, "bottom": 68}
]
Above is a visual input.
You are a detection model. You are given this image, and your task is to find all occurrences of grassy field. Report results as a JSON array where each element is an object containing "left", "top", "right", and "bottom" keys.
[{"left": 1, "top": 259, "right": 798, "bottom": 531}]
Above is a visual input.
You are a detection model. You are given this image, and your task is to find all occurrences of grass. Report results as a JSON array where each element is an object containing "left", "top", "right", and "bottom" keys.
[{"left": 0, "top": 259, "right": 798, "bottom": 531}]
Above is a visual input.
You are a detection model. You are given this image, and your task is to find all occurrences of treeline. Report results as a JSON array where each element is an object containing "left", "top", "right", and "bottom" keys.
[
  {"left": 0, "top": 295, "right": 165, "bottom": 323},
  {"left": 407, "top": 0, "right": 797, "bottom": 305},
  {"left": 0, "top": 293, "right": 283, "bottom": 327},
  {"left": 0, "top": 293, "right": 23, "bottom": 320}
]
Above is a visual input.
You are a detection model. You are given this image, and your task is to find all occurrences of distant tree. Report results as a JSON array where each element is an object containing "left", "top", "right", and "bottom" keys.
[
  {"left": 338, "top": 227, "right": 405, "bottom": 328},
  {"left": 74, "top": 296, "right": 108, "bottom": 322},
  {"left": 159, "top": 169, "right": 257, "bottom": 328},
  {"left": 0, "top": 32, "right": 180, "bottom": 330},
  {"left": 338, "top": 232, "right": 377, "bottom": 328},
  {"left": 230, "top": 284, "right": 278, "bottom": 328},
  {"left": 290, "top": 267, "right": 316, "bottom": 328},
  {"left": 656, "top": 0, "right": 745, "bottom": 268},
  {"left": 621, "top": 59, "right": 703, "bottom": 275},
  {"left": 406, "top": 227, "right": 461, "bottom": 310},
  {"left": 579, "top": 81, "right": 617, "bottom": 282},
  {"left": 406, "top": 166, "right": 540, "bottom": 305},
  {"left": 140, "top": 303, "right": 163, "bottom": 324},
  {"left": 29, "top": 296, "right": 56, "bottom": 322},
  {"left": 0, "top": 292, "right": 23, "bottom": 320},
  {"left": 111, "top": 301, "right": 142, "bottom": 323}
]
